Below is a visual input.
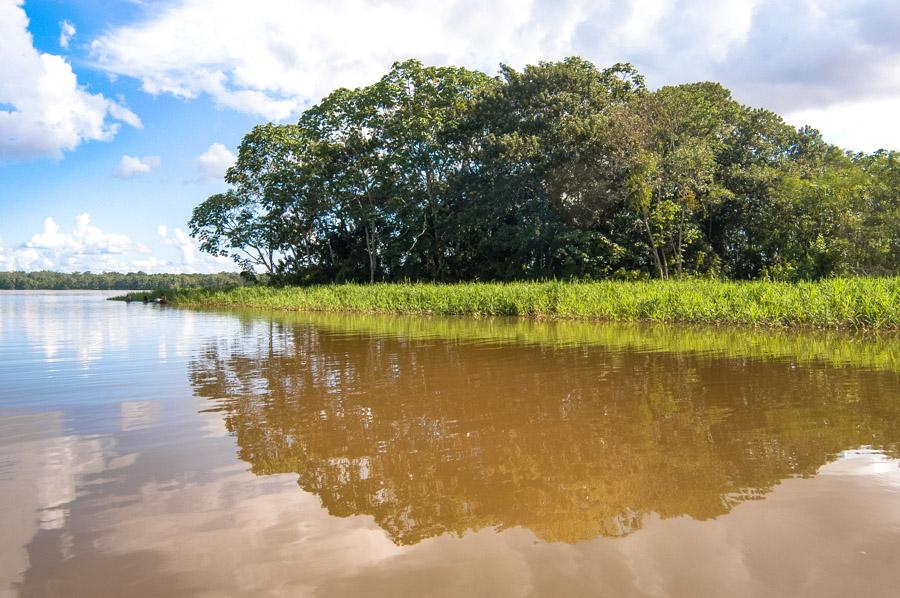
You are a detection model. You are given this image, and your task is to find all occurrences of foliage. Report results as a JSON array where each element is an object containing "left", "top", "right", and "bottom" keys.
[
  {"left": 160, "top": 277, "right": 899, "bottom": 329},
  {"left": 193, "top": 58, "right": 899, "bottom": 282}
]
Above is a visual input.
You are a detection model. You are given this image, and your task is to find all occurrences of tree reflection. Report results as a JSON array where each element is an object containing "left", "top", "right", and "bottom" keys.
[{"left": 189, "top": 316, "right": 900, "bottom": 545}]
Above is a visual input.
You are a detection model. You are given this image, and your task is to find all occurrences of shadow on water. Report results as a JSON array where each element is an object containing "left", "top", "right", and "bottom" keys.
[{"left": 188, "top": 311, "right": 900, "bottom": 545}]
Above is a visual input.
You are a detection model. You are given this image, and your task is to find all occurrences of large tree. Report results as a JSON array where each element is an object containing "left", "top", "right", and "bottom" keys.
[{"left": 189, "top": 57, "right": 900, "bottom": 283}]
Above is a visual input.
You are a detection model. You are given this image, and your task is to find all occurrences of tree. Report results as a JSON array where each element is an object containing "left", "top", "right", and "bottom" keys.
[
  {"left": 613, "top": 83, "right": 739, "bottom": 278},
  {"left": 225, "top": 123, "right": 326, "bottom": 278},
  {"left": 375, "top": 60, "right": 494, "bottom": 280},
  {"left": 189, "top": 190, "right": 281, "bottom": 276},
  {"left": 460, "top": 58, "right": 645, "bottom": 279},
  {"left": 852, "top": 150, "right": 900, "bottom": 275},
  {"left": 300, "top": 86, "right": 390, "bottom": 282},
  {"left": 188, "top": 56, "right": 899, "bottom": 284}
]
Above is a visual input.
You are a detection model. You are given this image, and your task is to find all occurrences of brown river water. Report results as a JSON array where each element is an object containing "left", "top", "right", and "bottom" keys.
[{"left": 1, "top": 291, "right": 899, "bottom": 597}]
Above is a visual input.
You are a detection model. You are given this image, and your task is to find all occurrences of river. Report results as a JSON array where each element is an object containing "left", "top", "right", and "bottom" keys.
[{"left": 1, "top": 290, "right": 899, "bottom": 597}]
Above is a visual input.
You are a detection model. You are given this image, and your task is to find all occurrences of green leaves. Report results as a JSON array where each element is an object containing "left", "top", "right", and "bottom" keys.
[{"left": 189, "top": 57, "right": 899, "bottom": 283}]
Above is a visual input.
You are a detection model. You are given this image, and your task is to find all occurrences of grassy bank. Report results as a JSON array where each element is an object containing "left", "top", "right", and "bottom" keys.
[{"left": 115, "top": 277, "right": 900, "bottom": 329}]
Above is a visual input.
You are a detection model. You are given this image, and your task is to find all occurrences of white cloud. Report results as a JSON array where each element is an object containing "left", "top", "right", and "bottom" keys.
[
  {"left": 107, "top": 102, "right": 143, "bottom": 129},
  {"left": 0, "top": 214, "right": 235, "bottom": 273},
  {"left": 28, "top": 213, "right": 135, "bottom": 254},
  {"left": 59, "top": 20, "right": 75, "bottom": 49},
  {"left": 114, "top": 154, "right": 160, "bottom": 178},
  {"left": 785, "top": 98, "right": 900, "bottom": 154},
  {"left": 88, "top": 0, "right": 569, "bottom": 120},
  {"left": 160, "top": 227, "right": 197, "bottom": 265},
  {"left": 88, "top": 0, "right": 900, "bottom": 151},
  {"left": 0, "top": 0, "right": 141, "bottom": 160},
  {"left": 196, "top": 142, "right": 236, "bottom": 181},
  {"left": 0, "top": 213, "right": 138, "bottom": 271},
  {"left": 174, "top": 229, "right": 196, "bottom": 264}
]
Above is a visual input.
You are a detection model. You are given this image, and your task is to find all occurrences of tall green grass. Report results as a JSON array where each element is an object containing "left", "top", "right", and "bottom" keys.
[{"left": 125, "top": 277, "right": 900, "bottom": 329}]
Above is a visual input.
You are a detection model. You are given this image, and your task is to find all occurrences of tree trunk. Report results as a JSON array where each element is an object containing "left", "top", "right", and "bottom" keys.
[
  {"left": 642, "top": 212, "right": 666, "bottom": 279},
  {"left": 675, "top": 203, "right": 686, "bottom": 277},
  {"left": 661, "top": 249, "right": 669, "bottom": 279},
  {"left": 364, "top": 225, "right": 376, "bottom": 283}
]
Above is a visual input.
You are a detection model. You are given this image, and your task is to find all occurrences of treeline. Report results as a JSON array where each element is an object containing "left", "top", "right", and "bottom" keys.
[
  {"left": 0, "top": 271, "right": 245, "bottom": 290},
  {"left": 191, "top": 58, "right": 899, "bottom": 283}
]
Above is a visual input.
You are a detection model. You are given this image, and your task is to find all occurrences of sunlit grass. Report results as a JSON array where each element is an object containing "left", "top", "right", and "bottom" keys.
[{"left": 117, "top": 277, "right": 900, "bottom": 330}]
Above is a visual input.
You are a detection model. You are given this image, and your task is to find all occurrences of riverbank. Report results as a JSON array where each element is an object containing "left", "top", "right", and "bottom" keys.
[{"left": 112, "top": 277, "right": 900, "bottom": 330}]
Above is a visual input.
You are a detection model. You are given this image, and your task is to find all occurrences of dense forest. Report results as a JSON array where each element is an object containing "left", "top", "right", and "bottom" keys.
[
  {"left": 0, "top": 271, "right": 245, "bottom": 290},
  {"left": 190, "top": 57, "right": 899, "bottom": 283}
]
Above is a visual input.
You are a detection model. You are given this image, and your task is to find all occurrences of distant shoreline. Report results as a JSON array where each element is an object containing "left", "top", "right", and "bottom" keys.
[
  {"left": 0, "top": 271, "right": 244, "bottom": 291},
  {"left": 111, "top": 278, "right": 900, "bottom": 330}
]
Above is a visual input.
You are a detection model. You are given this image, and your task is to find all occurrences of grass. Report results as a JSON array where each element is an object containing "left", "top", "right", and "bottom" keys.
[{"left": 112, "top": 277, "right": 900, "bottom": 330}]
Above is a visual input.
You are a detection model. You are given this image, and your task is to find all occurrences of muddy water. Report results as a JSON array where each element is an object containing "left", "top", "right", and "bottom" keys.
[{"left": 1, "top": 291, "right": 899, "bottom": 597}]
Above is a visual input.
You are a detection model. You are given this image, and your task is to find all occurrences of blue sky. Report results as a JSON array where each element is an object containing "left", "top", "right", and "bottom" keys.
[
  {"left": 0, "top": 1, "right": 260, "bottom": 272},
  {"left": 2, "top": 0, "right": 899, "bottom": 273}
]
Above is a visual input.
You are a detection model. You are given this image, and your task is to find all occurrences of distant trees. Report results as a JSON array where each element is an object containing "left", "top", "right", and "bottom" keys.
[
  {"left": 191, "top": 58, "right": 899, "bottom": 282},
  {"left": 0, "top": 271, "right": 246, "bottom": 290}
]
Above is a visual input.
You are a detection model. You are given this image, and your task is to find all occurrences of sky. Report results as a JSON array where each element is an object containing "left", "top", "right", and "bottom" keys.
[{"left": 1, "top": 0, "right": 899, "bottom": 273}]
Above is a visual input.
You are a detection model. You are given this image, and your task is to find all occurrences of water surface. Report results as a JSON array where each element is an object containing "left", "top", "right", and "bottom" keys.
[{"left": 2, "top": 291, "right": 899, "bottom": 597}]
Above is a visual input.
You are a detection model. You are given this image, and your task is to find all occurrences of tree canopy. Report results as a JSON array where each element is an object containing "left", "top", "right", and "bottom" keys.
[{"left": 190, "top": 58, "right": 899, "bottom": 282}]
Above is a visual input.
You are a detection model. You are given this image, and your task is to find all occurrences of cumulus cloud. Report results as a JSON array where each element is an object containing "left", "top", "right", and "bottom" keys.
[
  {"left": 59, "top": 20, "right": 75, "bottom": 49},
  {"left": 0, "top": 0, "right": 141, "bottom": 161},
  {"left": 784, "top": 97, "right": 900, "bottom": 155},
  {"left": 30, "top": 213, "right": 134, "bottom": 254},
  {"left": 0, "top": 213, "right": 138, "bottom": 271},
  {"left": 114, "top": 154, "right": 160, "bottom": 178},
  {"left": 157, "top": 225, "right": 196, "bottom": 264},
  {"left": 88, "top": 0, "right": 900, "bottom": 150},
  {"left": 196, "top": 143, "right": 236, "bottom": 181},
  {"left": 157, "top": 223, "right": 235, "bottom": 272},
  {"left": 89, "top": 0, "right": 567, "bottom": 120},
  {"left": 707, "top": 1, "right": 900, "bottom": 113},
  {"left": 0, "top": 214, "right": 234, "bottom": 273}
]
